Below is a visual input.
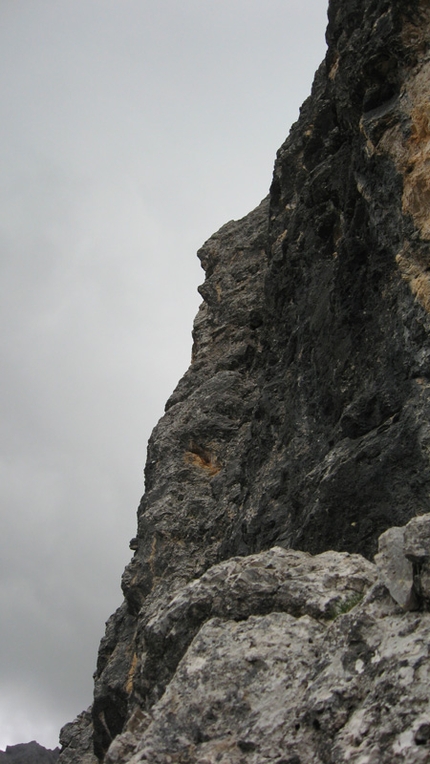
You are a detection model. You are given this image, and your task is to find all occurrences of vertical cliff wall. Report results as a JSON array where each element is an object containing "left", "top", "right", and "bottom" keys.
[{"left": 59, "top": 1, "right": 430, "bottom": 761}]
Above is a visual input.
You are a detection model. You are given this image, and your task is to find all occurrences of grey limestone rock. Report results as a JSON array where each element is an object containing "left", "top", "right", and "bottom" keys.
[
  {"left": 137, "top": 546, "right": 376, "bottom": 709},
  {"left": 375, "top": 526, "right": 415, "bottom": 609},
  {"left": 123, "top": 612, "right": 325, "bottom": 764},
  {"left": 102, "top": 537, "right": 430, "bottom": 764},
  {"left": 404, "top": 515, "right": 430, "bottom": 564},
  {"left": 375, "top": 514, "right": 430, "bottom": 611},
  {"left": 405, "top": 514, "right": 430, "bottom": 609}
]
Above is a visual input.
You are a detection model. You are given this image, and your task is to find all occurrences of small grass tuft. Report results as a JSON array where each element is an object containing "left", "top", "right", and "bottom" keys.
[{"left": 327, "top": 591, "right": 364, "bottom": 620}]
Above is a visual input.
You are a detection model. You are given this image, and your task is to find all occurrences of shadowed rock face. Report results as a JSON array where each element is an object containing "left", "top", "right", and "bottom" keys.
[
  {"left": 58, "top": 0, "right": 430, "bottom": 761},
  {"left": 244, "top": 0, "right": 430, "bottom": 559}
]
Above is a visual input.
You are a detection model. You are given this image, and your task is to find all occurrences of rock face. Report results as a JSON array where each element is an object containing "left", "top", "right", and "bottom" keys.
[{"left": 58, "top": 0, "right": 430, "bottom": 762}]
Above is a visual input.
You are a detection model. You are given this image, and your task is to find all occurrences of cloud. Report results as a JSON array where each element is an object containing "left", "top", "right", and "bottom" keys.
[{"left": 0, "top": 684, "right": 63, "bottom": 751}]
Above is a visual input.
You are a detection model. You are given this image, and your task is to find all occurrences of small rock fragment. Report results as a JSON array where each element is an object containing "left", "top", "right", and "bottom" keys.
[{"left": 404, "top": 515, "right": 430, "bottom": 564}]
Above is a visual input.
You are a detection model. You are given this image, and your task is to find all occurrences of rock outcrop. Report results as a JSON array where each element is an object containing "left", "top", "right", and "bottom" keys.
[
  {"left": 103, "top": 536, "right": 430, "bottom": 764},
  {"left": 0, "top": 742, "right": 59, "bottom": 764},
  {"left": 58, "top": 0, "right": 430, "bottom": 762}
]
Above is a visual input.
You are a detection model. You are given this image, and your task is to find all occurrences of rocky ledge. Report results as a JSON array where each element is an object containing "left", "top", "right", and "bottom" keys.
[{"left": 104, "top": 515, "right": 430, "bottom": 764}]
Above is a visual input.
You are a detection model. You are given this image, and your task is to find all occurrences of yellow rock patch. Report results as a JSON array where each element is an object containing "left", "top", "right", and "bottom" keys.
[
  {"left": 185, "top": 443, "right": 221, "bottom": 476},
  {"left": 125, "top": 652, "right": 138, "bottom": 695},
  {"left": 375, "top": 6, "right": 430, "bottom": 311}
]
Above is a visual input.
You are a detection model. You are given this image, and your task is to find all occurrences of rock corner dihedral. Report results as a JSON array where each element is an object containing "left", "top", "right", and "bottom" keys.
[{"left": 58, "top": 1, "right": 430, "bottom": 762}]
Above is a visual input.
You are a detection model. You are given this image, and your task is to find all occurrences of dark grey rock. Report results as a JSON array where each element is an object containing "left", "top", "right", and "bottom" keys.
[
  {"left": 58, "top": 709, "right": 97, "bottom": 764},
  {"left": 0, "top": 742, "right": 59, "bottom": 764}
]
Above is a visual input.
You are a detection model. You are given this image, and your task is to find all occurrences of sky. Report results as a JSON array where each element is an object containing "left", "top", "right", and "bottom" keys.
[{"left": 0, "top": 0, "right": 328, "bottom": 751}]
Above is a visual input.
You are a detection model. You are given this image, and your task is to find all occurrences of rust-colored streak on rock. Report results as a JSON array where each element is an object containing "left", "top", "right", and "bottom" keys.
[
  {"left": 125, "top": 653, "right": 138, "bottom": 696},
  {"left": 184, "top": 443, "right": 222, "bottom": 477}
]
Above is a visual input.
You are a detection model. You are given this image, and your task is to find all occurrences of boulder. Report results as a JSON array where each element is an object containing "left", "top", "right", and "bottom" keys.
[{"left": 375, "top": 514, "right": 430, "bottom": 610}]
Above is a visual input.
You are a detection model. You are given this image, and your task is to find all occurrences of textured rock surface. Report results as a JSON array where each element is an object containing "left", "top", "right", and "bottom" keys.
[
  {"left": 58, "top": 0, "right": 430, "bottom": 761},
  {"left": 375, "top": 525, "right": 415, "bottom": 609},
  {"left": 242, "top": 0, "right": 430, "bottom": 560},
  {"left": 58, "top": 709, "right": 97, "bottom": 764},
  {"left": 133, "top": 547, "right": 375, "bottom": 710},
  {"left": 105, "top": 584, "right": 430, "bottom": 764},
  {"left": 0, "top": 742, "right": 59, "bottom": 764},
  {"left": 100, "top": 536, "right": 430, "bottom": 763},
  {"left": 376, "top": 514, "right": 430, "bottom": 610},
  {"left": 90, "top": 196, "right": 271, "bottom": 760}
]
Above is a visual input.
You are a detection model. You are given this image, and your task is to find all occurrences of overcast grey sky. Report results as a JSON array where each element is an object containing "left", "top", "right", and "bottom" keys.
[{"left": 0, "top": 0, "right": 328, "bottom": 750}]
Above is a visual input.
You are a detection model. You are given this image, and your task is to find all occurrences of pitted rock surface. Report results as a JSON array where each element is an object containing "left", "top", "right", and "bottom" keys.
[
  {"left": 137, "top": 546, "right": 376, "bottom": 708},
  {"left": 103, "top": 542, "right": 430, "bottom": 764}
]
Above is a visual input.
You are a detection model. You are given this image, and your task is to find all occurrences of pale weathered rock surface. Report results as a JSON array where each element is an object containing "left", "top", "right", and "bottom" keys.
[
  {"left": 375, "top": 526, "right": 415, "bottom": 609},
  {"left": 58, "top": 0, "right": 430, "bottom": 761},
  {"left": 137, "top": 547, "right": 376, "bottom": 709},
  {"left": 102, "top": 541, "right": 430, "bottom": 764},
  {"left": 375, "top": 514, "right": 430, "bottom": 611}
]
